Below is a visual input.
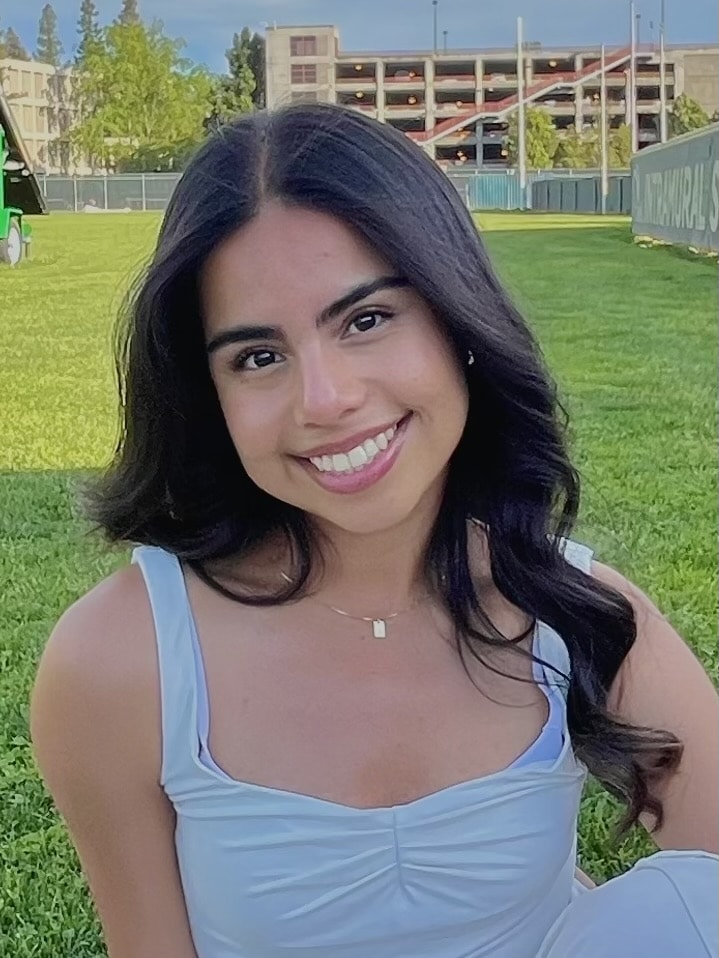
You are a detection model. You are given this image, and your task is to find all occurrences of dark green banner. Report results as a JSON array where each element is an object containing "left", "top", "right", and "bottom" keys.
[{"left": 632, "top": 125, "right": 719, "bottom": 252}]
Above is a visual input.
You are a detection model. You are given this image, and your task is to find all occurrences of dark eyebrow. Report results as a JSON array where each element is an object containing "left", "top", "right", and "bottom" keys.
[{"left": 205, "top": 276, "right": 410, "bottom": 356}]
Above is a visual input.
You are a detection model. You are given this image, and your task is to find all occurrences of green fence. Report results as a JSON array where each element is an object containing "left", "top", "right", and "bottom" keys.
[
  {"left": 445, "top": 170, "right": 631, "bottom": 213},
  {"left": 631, "top": 124, "right": 719, "bottom": 251},
  {"left": 531, "top": 175, "right": 631, "bottom": 214}
]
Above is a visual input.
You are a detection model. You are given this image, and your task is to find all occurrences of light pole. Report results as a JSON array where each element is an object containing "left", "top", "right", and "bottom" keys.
[
  {"left": 659, "top": 0, "right": 668, "bottom": 142},
  {"left": 443, "top": 29, "right": 448, "bottom": 53},
  {"left": 516, "top": 17, "right": 527, "bottom": 209},
  {"left": 433, "top": 1, "right": 439, "bottom": 55},
  {"left": 600, "top": 45, "right": 609, "bottom": 215},
  {"left": 629, "top": 1, "right": 638, "bottom": 154}
]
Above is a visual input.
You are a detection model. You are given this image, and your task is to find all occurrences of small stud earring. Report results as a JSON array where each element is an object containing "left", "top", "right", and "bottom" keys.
[{"left": 467, "top": 350, "right": 475, "bottom": 366}]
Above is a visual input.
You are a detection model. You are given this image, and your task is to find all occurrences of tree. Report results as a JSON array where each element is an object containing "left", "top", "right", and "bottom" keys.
[
  {"left": 36, "top": 4, "right": 64, "bottom": 66},
  {"left": 608, "top": 124, "right": 632, "bottom": 168},
  {"left": 116, "top": 138, "right": 198, "bottom": 172},
  {"left": 226, "top": 28, "right": 257, "bottom": 111},
  {"left": 76, "top": 0, "right": 102, "bottom": 64},
  {"left": 669, "top": 94, "right": 710, "bottom": 137},
  {"left": 116, "top": 0, "right": 140, "bottom": 26},
  {"left": 70, "top": 19, "right": 212, "bottom": 170},
  {"left": 4, "top": 27, "right": 31, "bottom": 60},
  {"left": 205, "top": 28, "right": 257, "bottom": 130},
  {"left": 0, "top": 17, "right": 7, "bottom": 60},
  {"left": 248, "top": 31, "right": 265, "bottom": 108},
  {"left": 506, "top": 107, "right": 558, "bottom": 169},
  {"left": 553, "top": 127, "right": 597, "bottom": 169}
]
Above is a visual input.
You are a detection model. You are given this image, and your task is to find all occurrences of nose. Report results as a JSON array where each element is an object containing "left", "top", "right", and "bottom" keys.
[{"left": 294, "top": 343, "right": 366, "bottom": 427}]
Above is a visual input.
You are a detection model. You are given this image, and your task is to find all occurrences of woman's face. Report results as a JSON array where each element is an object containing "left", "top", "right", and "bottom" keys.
[{"left": 200, "top": 203, "right": 469, "bottom": 537}]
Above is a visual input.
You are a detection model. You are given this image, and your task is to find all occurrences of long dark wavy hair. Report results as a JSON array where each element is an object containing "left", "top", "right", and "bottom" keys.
[{"left": 86, "top": 103, "right": 681, "bottom": 839}]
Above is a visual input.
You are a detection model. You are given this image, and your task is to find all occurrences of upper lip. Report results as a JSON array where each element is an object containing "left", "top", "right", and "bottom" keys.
[{"left": 297, "top": 417, "right": 404, "bottom": 459}]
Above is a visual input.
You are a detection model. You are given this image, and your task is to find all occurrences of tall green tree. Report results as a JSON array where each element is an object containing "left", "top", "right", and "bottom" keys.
[
  {"left": 226, "top": 28, "right": 257, "bottom": 110},
  {"left": 36, "top": 4, "right": 64, "bottom": 66},
  {"left": 66, "top": 0, "right": 104, "bottom": 173},
  {"left": 248, "top": 31, "right": 265, "bottom": 107},
  {"left": 4, "top": 27, "right": 31, "bottom": 60},
  {"left": 71, "top": 19, "right": 211, "bottom": 170},
  {"left": 669, "top": 94, "right": 710, "bottom": 137},
  {"left": 205, "top": 28, "right": 257, "bottom": 130},
  {"left": 0, "top": 18, "right": 7, "bottom": 59},
  {"left": 116, "top": 0, "right": 140, "bottom": 26},
  {"left": 506, "top": 107, "right": 558, "bottom": 169},
  {"left": 76, "top": 0, "right": 102, "bottom": 63}
]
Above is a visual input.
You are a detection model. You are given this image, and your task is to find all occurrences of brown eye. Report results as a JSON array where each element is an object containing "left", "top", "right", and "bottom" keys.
[
  {"left": 346, "top": 311, "right": 393, "bottom": 336},
  {"left": 233, "top": 349, "right": 284, "bottom": 371}
]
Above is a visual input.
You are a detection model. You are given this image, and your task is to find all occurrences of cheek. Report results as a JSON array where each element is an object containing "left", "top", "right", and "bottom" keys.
[
  {"left": 216, "top": 385, "right": 286, "bottom": 468},
  {"left": 406, "top": 337, "right": 468, "bottom": 417}
]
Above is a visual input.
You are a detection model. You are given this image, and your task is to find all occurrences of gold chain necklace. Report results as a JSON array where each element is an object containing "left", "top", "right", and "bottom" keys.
[{"left": 280, "top": 572, "right": 426, "bottom": 639}]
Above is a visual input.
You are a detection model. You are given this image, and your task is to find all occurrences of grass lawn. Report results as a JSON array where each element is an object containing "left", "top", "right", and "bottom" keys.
[{"left": 1, "top": 211, "right": 717, "bottom": 957}]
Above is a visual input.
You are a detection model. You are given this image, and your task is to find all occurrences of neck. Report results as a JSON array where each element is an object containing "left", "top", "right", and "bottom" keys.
[
  {"left": 316, "top": 521, "right": 430, "bottom": 617},
  {"left": 308, "top": 480, "right": 453, "bottom": 616}
]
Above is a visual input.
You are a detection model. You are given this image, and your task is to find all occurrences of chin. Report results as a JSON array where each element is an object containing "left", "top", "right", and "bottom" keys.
[{"left": 307, "top": 473, "right": 447, "bottom": 539}]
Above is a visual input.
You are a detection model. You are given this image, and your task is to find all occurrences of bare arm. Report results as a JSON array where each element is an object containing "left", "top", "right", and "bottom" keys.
[
  {"left": 30, "top": 566, "right": 200, "bottom": 958},
  {"left": 596, "top": 561, "right": 719, "bottom": 853}
]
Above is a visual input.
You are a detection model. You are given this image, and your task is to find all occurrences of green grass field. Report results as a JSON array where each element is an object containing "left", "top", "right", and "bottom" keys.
[{"left": 1, "top": 212, "right": 717, "bottom": 957}]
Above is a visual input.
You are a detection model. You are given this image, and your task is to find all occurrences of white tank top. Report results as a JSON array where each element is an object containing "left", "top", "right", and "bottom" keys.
[{"left": 132, "top": 538, "right": 594, "bottom": 958}]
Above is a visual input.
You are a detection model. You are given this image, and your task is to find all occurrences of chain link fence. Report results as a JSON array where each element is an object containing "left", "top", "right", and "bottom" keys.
[
  {"left": 37, "top": 173, "right": 181, "bottom": 212},
  {"left": 38, "top": 170, "right": 631, "bottom": 215}
]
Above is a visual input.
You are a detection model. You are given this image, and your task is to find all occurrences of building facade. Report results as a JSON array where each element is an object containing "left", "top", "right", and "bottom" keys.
[
  {"left": 265, "top": 25, "right": 719, "bottom": 166},
  {"left": 0, "top": 57, "right": 90, "bottom": 174}
]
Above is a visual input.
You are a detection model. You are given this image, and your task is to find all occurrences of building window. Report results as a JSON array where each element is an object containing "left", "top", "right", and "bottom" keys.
[
  {"left": 290, "top": 35, "right": 318, "bottom": 57},
  {"left": 291, "top": 64, "right": 318, "bottom": 84}
]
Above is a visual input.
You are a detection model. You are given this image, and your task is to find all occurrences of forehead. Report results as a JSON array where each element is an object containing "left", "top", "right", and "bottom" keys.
[{"left": 199, "top": 204, "right": 391, "bottom": 329}]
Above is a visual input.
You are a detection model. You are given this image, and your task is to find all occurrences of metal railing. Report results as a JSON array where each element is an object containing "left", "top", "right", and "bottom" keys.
[
  {"left": 37, "top": 169, "right": 632, "bottom": 216},
  {"left": 36, "top": 172, "right": 180, "bottom": 212}
]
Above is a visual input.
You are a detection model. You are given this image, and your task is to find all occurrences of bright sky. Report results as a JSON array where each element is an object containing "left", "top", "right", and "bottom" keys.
[{"left": 8, "top": 0, "right": 718, "bottom": 73}]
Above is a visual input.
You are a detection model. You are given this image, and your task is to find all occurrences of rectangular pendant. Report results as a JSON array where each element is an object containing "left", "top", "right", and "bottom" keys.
[{"left": 372, "top": 619, "right": 387, "bottom": 639}]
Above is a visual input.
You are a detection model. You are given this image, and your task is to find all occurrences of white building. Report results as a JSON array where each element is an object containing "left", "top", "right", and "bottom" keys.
[
  {"left": 0, "top": 57, "right": 90, "bottom": 173},
  {"left": 265, "top": 25, "right": 719, "bottom": 166}
]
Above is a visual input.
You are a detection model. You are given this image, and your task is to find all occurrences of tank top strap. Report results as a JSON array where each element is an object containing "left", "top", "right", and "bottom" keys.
[
  {"left": 557, "top": 537, "right": 594, "bottom": 576},
  {"left": 535, "top": 537, "right": 595, "bottom": 701},
  {"left": 131, "top": 545, "right": 198, "bottom": 789}
]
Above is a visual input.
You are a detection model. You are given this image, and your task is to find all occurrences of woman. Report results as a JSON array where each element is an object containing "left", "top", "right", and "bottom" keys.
[{"left": 30, "top": 104, "right": 718, "bottom": 958}]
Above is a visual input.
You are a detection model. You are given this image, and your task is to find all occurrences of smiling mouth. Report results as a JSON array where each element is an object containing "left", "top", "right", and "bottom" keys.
[{"left": 303, "top": 416, "right": 409, "bottom": 476}]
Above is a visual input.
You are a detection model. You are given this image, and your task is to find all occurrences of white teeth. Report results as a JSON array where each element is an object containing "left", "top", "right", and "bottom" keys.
[
  {"left": 363, "top": 438, "right": 380, "bottom": 458},
  {"left": 348, "top": 446, "right": 369, "bottom": 468},
  {"left": 306, "top": 420, "right": 405, "bottom": 474}
]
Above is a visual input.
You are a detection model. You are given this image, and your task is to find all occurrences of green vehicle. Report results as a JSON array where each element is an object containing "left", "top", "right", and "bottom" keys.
[{"left": 1, "top": 85, "right": 46, "bottom": 265}]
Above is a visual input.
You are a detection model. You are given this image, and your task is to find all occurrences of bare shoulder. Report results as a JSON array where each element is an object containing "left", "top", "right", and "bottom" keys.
[
  {"left": 31, "top": 560, "right": 161, "bottom": 782},
  {"left": 30, "top": 564, "right": 200, "bottom": 956},
  {"left": 589, "top": 559, "right": 718, "bottom": 851},
  {"left": 36, "top": 562, "right": 157, "bottom": 698},
  {"left": 588, "top": 558, "right": 702, "bottom": 708}
]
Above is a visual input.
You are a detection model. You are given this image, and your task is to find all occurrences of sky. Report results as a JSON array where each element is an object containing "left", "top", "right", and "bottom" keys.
[{"left": 6, "top": 0, "right": 718, "bottom": 73}]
